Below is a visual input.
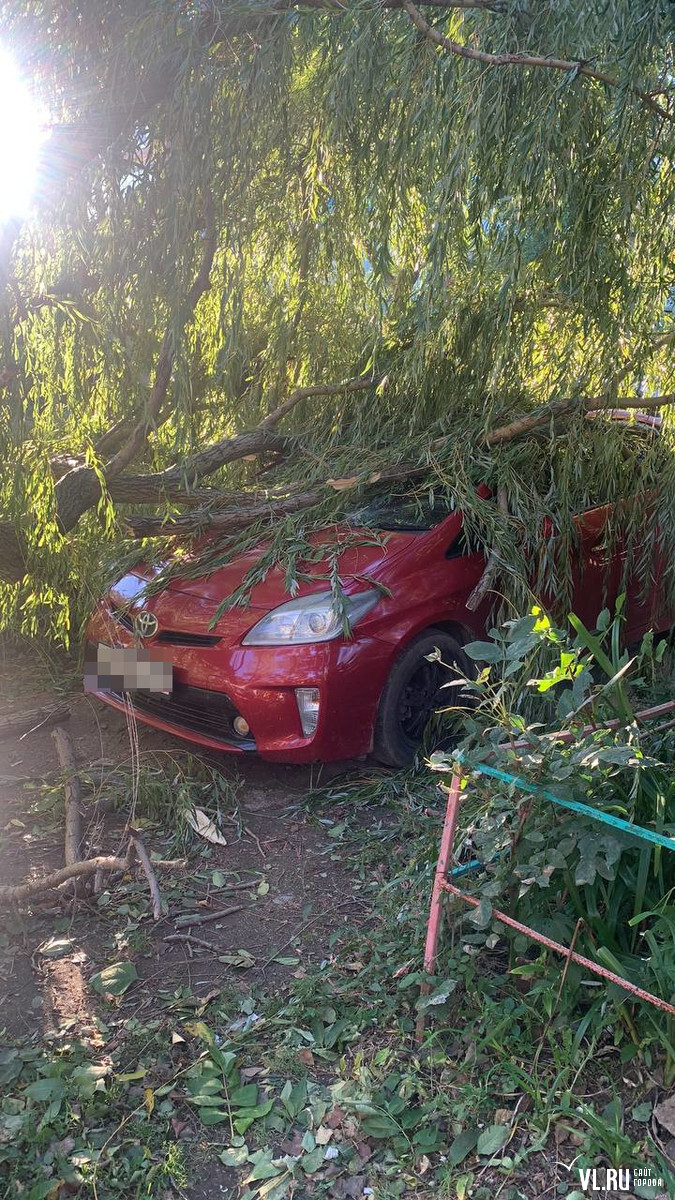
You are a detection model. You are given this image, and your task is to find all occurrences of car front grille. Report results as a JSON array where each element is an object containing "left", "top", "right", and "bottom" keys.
[
  {"left": 109, "top": 682, "right": 255, "bottom": 749},
  {"left": 111, "top": 608, "right": 221, "bottom": 647},
  {"left": 157, "top": 630, "right": 221, "bottom": 647}
]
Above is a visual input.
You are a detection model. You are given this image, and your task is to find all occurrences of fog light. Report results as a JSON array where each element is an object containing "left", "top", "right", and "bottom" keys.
[
  {"left": 295, "top": 687, "right": 320, "bottom": 738},
  {"left": 233, "top": 715, "right": 250, "bottom": 737}
]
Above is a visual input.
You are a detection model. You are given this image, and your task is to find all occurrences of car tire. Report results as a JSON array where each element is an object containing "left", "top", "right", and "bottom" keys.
[{"left": 372, "top": 630, "right": 473, "bottom": 768}]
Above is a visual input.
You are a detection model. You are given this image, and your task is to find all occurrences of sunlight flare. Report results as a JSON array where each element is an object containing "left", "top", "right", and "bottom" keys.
[{"left": 0, "top": 50, "right": 47, "bottom": 221}]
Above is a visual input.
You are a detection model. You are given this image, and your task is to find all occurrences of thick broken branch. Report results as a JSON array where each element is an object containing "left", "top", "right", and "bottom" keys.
[
  {"left": 401, "top": 0, "right": 673, "bottom": 122},
  {"left": 0, "top": 429, "right": 286, "bottom": 583},
  {"left": 0, "top": 848, "right": 186, "bottom": 904},
  {"left": 124, "top": 491, "right": 320, "bottom": 537},
  {"left": 157, "top": 429, "right": 290, "bottom": 486},
  {"left": 51, "top": 725, "right": 82, "bottom": 869},
  {"left": 484, "top": 393, "right": 674, "bottom": 448},
  {"left": 0, "top": 704, "right": 71, "bottom": 742}
]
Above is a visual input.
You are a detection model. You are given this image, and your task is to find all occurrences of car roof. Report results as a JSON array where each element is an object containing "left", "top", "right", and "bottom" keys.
[{"left": 591, "top": 408, "right": 662, "bottom": 432}]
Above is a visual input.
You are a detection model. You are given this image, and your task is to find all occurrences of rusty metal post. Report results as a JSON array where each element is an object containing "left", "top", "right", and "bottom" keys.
[
  {"left": 442, "top": 881, "right": 675, "bottom": 1017},
  {"left": 416, "top": 773, "right": 462, "bottom": 1043}
]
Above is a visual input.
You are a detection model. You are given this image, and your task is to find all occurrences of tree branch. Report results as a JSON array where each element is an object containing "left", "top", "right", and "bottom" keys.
[
  {"left": 51, "top": 725, "right": 82, "bottom": 869},
  {"left": 484, "top": 393, "right": 674, "bottom": 448},
  {"left": 130, "top": 833, "right": 162, "bottom": 920},
  {"left": 124, "top": 492, "right": 320, "bottom": 537},
  {"left": 259, "top": 374, "right": 384, "bottom": 430},
  {"left": 0, "top": 848, "right": 186, "bottom": 904},
  {"left": 401, "top": 0, "right": 673, "bottom": 122}
]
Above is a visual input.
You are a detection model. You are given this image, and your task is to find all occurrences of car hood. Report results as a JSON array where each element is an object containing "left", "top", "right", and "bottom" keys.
[{"left": 124, "top": 525, "right": 419, "bottom": 611}]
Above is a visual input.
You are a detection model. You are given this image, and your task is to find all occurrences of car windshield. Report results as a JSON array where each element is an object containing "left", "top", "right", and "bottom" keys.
[{"left": 346, "top": 491, "right": 456, "bottom": 532}]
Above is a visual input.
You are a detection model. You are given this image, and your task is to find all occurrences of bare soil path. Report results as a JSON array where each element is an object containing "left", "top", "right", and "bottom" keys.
[{"left": 0, "top": 643, "right": 384, "bottom": 1200}]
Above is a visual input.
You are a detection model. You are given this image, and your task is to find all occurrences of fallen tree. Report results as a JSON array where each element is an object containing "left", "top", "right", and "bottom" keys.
[{"left": 0, "top": 1, "right": 673, "bottom": 633}]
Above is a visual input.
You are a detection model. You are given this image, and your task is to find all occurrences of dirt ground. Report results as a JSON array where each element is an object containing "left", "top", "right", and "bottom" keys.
[{"left": 0, "top": 643, "right": 371, "bottom": 1048}]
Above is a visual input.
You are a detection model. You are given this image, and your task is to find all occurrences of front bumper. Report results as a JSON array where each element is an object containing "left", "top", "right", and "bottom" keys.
[{"left": 85, "top": 602, "right": 387, "bottom": 762}]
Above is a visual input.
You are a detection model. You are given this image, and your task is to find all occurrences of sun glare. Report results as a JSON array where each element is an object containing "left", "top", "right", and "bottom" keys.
[{"left": 0, "top": 51, "right": 47, "bottom": 221}]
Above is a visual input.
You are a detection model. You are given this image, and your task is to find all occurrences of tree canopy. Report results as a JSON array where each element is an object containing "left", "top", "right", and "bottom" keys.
[{"left": 0, "top": 0, "right": 673, "bottom": 639}]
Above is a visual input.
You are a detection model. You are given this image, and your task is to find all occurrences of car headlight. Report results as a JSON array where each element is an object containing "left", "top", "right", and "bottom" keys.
[{"left": 242, "top": 589, "right": 379, "bottom": 646}]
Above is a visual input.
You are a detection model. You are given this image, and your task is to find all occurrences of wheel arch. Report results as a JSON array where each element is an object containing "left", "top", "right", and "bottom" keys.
[{"left": 426, "top": 619, "right": 475, "bottom": 647}]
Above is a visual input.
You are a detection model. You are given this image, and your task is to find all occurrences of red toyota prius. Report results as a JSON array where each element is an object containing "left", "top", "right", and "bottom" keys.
[{"left": 85, "top": 415, "right": 671, "bottom": 766}]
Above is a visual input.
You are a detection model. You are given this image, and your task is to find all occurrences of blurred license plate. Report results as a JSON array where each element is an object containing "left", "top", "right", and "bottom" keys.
[{"left": 85, "top": 643, "right": 173, "bottom": 695}]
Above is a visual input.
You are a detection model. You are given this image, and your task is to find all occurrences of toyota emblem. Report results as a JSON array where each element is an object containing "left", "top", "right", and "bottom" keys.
[{"left": 133, "top": 610, "right": 159, "bottom": 639}]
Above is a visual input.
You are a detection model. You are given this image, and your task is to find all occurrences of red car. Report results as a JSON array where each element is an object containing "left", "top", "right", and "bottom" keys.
[{"left": 86, "top": 415, "right": 671, "bottom": 766}]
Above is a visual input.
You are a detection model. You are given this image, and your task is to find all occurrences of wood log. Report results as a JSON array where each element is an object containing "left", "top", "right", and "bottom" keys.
[
  {"left": 0, "top": 849, "right": 186, "bottom": 904},
  {"left": 0, "top": 704, "right": 70, "bottom": 742},
  {"left": 51, "top": 725, "right": 82, "bottom": 868}
]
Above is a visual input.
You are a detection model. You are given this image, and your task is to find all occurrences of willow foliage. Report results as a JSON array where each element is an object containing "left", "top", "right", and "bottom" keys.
[{"left": 0, "top": 0, "right": 673, "bottom": 638}]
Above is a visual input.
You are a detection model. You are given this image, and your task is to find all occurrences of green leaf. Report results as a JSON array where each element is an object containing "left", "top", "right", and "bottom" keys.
[
  {"left": 464, "top": 641, "right": 503, "bottom": 664},
  {"left": 361, "top": 1113, "right": 400, "bottom": 1138},
  {"left": 231, "top": 1083, "right": 258, "bottom": 1107},
  {"left": 233, "top": 1098, "right": 275, "bottom": 1133},
  {"left": 631, "top": 1102, "right": 652, "bottom": 1122},
  {"left": 199, "top": 1108, "right": 231, "bottom": 1125},
  {"left": 418, "top": 978, "right": 457, "bottom": 1008},
  {"left": 90, "top": 960, "right": 138, "bottom": 997},
  {"left": 219, "top": 1144, "right": 250, "bottom": 1166},
  {"left": 448, "top": 1127, "right": 479, "bottom": 1166},
  {"left": 72, "top": 1063, "right": 108, "bottom": 1097},
  {"left": 413, "top": 1125, "right": 443, "bottom": 1149},
  {"left": 246, "top": 1149, "right": 283, "bottom": 1181},
  {"left": 25, "top": 1077, "right": 66, "bottom": 1102},
  {"left": 38, "top": 936, "right": 73, "bottom": 958},
  {"left": 27, "top": 1181, "right": 60, "bottom": 1200},
  {"left": 300, "top": 1146, "right": 326, "bottom": 1173},
  {"left": 574, "top": 858, "right": 597, "bottom": 886},
  {"left": 477, "top": 1125, "right": 509, "bottom": 1156}
]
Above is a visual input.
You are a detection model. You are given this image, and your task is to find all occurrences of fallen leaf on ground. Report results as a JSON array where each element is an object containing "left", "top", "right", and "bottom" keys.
[
  {"left": 325, "top": 1106, "right": 345, "bottom": 1128},
  {"left": 186, "top": 808, "right": 227, "bottom": 844},
  {"left": 280, "top": 1130, "right": 305, "bottom": 1156},
  {"left": 195, "top": 988, "right": 220, "bottom": 1014},
  {"left": 330, "top": 1174, "right": 367, "bottom": 1198},
  {"left": 90, "top": 960, "right": 137, "bottom": 998},
  {"left": 654, "top": 1093, "right": 675, "bottom": 1137},
  {"left": 38, "top": 937, "right": 74, "bottom": 958},
  {"left": 315, "top": 1125, "right": 333, "bottom": 1145}
]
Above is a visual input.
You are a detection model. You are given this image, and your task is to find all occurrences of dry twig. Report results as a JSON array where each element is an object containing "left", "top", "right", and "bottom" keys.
[{"left": 175, "top": 904, "right": 245, "bottom": 927}]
